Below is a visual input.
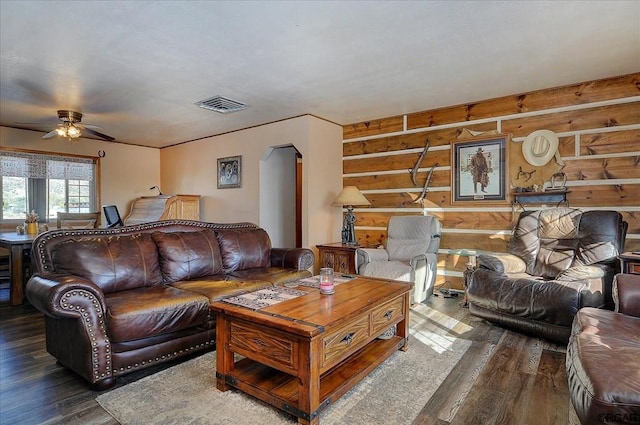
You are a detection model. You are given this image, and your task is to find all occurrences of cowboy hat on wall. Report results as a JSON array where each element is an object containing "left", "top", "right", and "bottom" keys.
[
  {"left": 509, "top": 129, "right": 564, "bottom": 190},
  {"left": 522, "top": 129, "right": 560, "bottom": 167}
]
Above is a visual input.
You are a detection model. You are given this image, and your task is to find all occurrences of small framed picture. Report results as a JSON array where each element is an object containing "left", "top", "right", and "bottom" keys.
[
  {"left": 217, "top": 155, "right": 242, "bottom": 189},
  {"left": 451, "top": 135, "right": 509, "bottom": 204}
]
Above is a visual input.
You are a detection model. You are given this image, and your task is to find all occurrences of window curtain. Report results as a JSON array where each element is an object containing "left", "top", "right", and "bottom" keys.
[{"left": 0, "top": 150, "right": 95, "bottom": 181}]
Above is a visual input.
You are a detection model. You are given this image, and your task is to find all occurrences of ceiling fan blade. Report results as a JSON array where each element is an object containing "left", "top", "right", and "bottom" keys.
[
  {"left": 42, "top": 130, "right": 59, "bottom": 139},
  {"left": 15, "top": 120, "right": 59, "bottom": 125},
  {"left": 82, "top": 127, "right": 115, "bottom": 142},
  {"left": 80, "top": 123, "right": 104, "bottom": 130}
]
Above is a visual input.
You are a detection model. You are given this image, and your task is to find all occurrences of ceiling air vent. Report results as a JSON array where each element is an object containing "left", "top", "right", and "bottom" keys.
[{"left": 195, "top": 96, "right": 248, "bottom": 114}]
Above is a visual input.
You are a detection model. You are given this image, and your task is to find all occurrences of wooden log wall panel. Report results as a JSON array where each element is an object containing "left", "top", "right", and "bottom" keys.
[
  {"left": 562, "top": 156, "right": 640, "bottom": 181},
  {"left": 626, "top": 240, "right": 640, "bottom": 252},
  {"left": 343, "top": 116, "right": 404, "bottom": 140},
  {"left": 558, "top": 137, "right": 577, "bottom": 157},
  {"left": 502, "top": 103, "right": 640, "bottom": 138},
  {"left": 358, "top": 191, "right": 421, "bottom": 209},
  {"left": 440, "top": 232, "right": 511, "bottom": 252},
  {"left": 356, "top": 210, "right": 514, "bottom": 231},
  {"left": 559, "top": 133, "right": 640, "bottom": 160},
  {"left": 343, "top": 123, "right": 496, "bottom": 156},
  {"left": 407, "top": 73, "right": 640, "bottom": 131},
  {"left": 343, "top": 149, "right": 449, "bottom": 174},
  {"left": 441, "top": 254, "right": 478, "bottom": 273},
  {"left": 355, "top": 229, "right": 387, "bottom": 247},
  {"left": 344, "top": 169, "right": 450, "bottom": 191},
  {"left": 622, "top": 212, "right": 640, "bottom": 234},
  {"left": 342, "top": 73, "right": 640, "bottom": 291},
  {"left": 580, "top": 130, "right": 640, "bottom": 156},
  {"left": 566, "top": 184, "right": 640, "bottom": 207},
  {"left": 439, "top": 212, "right": 514, "bottom": 230},
  {"left": 354, "top": 229, "right": 511, "bottom": 254},
  {"left": 354, "top": 211, "right": 422, "bottom": 228}
]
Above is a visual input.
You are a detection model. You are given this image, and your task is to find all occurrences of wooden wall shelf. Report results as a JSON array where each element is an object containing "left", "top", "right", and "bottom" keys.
[{"left": 511, "top": 190, "right": 570, "bottom": 212}]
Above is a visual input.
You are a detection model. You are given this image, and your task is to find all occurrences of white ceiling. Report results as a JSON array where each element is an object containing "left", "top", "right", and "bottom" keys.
[{"left": 1, "top": 1, "right": 639, "bottom": 149}]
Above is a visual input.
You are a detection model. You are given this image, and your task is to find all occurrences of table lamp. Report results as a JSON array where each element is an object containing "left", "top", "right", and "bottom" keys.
[{"left": 332, "top": 186, "right": 371, "bottom": 245}]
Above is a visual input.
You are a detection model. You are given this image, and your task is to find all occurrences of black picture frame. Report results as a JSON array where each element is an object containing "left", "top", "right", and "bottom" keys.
[
  {"left": 451, "top": 135, "right": 509, "bottom": 203},
  {"left": 217, "top": 155, "right": 242, "bottom": 189}
]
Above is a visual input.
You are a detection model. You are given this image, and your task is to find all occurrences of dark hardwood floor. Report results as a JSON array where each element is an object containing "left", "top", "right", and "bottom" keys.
[{"left": 0, "top": 286, "right": 571, "bottom": 425}]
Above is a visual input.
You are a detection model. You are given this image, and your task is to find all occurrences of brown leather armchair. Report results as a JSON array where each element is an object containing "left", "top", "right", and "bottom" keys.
[
  {"left": 467, "top": 208, "right": 627, "bottom": 344},
  {"left": 566, "top": 273, "right": 640, "bottom": 424}
]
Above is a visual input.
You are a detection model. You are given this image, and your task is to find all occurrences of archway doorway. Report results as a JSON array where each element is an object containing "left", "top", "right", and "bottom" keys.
[{"left": 259, "top": 145, "right": 302, "bottom": 248}]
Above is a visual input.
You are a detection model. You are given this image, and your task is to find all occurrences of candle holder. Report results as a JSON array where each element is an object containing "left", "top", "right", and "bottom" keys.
[{"left": 319, "top": 267, "right": 335, "bottom": 295}]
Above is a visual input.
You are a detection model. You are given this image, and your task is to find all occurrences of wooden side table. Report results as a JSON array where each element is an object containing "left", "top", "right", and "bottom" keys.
[
  {"left": 619, "top": 252, "right": 640, "bottom": 275},
  {"left": 316, "top": 242, "right": 364, "bottom": 274}
]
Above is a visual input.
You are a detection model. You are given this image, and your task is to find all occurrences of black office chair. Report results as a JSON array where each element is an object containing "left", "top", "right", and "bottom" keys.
[{"left": 103, "top": 205, "right": 124, "bottom": 228}]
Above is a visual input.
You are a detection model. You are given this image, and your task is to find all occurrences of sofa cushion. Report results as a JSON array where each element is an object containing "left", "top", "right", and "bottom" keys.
[
  {"left": 215, "top": 228, "right": 271, "bottom": 272},
  {"left": 362, "top": 261, "right": 413, "bottom": 282},
  {"left": 227, "top": 267, "right": 312, "bottom": 285},
  {"left": 171, "top": 277, "right": 273, "bottom": 303},
  {"left": 152, "top": 230, "right": 223, "bottom": 282},
  {"left": 105, "top": 285, "right": 210, "bottom": 342},
  {"left": 50, "top": 233, "right": 163, "bottom": 293}
]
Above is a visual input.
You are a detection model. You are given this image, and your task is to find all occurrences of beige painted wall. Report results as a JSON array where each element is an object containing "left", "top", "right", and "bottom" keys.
[
  {"left": 0, "top": 126, "right": 160, "bottom": 224},
  {"left": 160, "top": 115, "right": 344, "bottom": 264},
  {"left": 1, "top": 115, "right": 345, "bottom": 269}
]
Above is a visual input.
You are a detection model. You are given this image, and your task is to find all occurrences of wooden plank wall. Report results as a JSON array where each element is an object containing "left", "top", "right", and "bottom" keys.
[{"left": 342, "top": 73, "right": 640, "bottom": 290}]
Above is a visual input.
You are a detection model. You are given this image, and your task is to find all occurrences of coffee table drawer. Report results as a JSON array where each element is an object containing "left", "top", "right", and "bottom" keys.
[
  {"left": 229, "top": 322, "right": 296, "bottom": 371},
  {"left": 371, "top": 296, "right": 405, "bottom": 335},
  {"left": 322, "top": 315, "right": 370, "bottom": 367}
]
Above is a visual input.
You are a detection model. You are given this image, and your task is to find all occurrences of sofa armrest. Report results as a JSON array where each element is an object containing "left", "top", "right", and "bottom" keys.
[
  {"left": 613, "top": 273, "right": 640, "bottom": 317},
  {"left": 409, "top": 253, "right": 427, "bottom": 269},
  {"left": 356, "top": 248, "right": 389, "bottom": 273},
  {"left": 270, "top": 248, "right": 315, "bottom": 271},
  {"left": 477, "top": 253, "right": 526, "bottom": 274},
  {"left": 25, "top": 274, "right": 113, "bottom": 386},
  {"left": 26, "top": 273, "right": 108, "bottom": 318}
]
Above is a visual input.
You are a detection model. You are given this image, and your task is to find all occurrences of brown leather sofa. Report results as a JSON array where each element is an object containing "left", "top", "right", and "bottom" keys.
[
  {"left": 566, "top": 273, "right": 640, "bottom": 424},
  {"left": 26, "top": 220, "right": 314, "bottom": 389},
  {"left": 467, "top": 208, "right": 627, "bottom": 344}
]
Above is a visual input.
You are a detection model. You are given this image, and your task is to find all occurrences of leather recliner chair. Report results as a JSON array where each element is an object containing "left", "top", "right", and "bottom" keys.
[
  {"left": 467, "top": 208, "right": 627, "bottom": 344},
  {"left": 356, "top": 215, "right": 442, "bottom": 304}
]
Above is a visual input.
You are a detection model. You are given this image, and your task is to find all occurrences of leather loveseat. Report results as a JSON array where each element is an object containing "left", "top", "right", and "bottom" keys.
[
  {"left": 566, "top": 273, "right": 640, "bottom": 424},
  {"left": 26, "top": 220, "right": 314, "bottom": 389},
  {"left": 467, "top": 208, "right": 627, "bottom": 344}
]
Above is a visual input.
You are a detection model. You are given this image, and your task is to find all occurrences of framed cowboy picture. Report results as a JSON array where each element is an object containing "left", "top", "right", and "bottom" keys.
[{"left": 451, "top": 135, "right": 509, "bottom": 204}]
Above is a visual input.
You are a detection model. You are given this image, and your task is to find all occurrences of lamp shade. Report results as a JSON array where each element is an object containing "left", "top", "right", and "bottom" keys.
[{"left": 332, "top": 186, "right": 371, "bottom": 207}]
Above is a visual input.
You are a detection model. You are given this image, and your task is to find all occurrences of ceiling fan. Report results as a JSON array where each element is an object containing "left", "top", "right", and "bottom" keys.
[{"left": 41, "top": 110, "right": 115, "bottom": 141}]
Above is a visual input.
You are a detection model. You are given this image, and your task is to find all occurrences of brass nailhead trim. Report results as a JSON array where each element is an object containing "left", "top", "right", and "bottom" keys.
[{"left": 60, "top": 289, "right": 111, "bottom": 379}]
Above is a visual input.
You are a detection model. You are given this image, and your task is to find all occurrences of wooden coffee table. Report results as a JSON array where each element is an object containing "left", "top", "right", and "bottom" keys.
[{"left": 211, "top": 276, "right": 411, "bottom": 425}]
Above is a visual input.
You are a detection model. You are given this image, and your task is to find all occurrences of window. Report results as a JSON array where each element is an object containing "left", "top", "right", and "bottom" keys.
[{"left": 0, "top": 149, "right": 99, "bottom": 223}]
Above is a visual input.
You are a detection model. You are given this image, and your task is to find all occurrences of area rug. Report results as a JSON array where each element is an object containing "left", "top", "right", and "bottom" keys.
[{"left": 96, "top": 303, "right": 473, "bottom": 425}]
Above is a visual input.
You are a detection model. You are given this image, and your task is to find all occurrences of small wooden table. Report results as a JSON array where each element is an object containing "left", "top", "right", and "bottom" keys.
[
  {"left": 211, "top": 277, "right": 411, "bottom": 424},
  {"left": 619, "top": 252, "right": 640, "bottom": 275},
  {"left": 316, "top": 242, "right": 371, "bottom": 274},
  {"left": 0, "top": 232, "right": 37, "bottom": 305}
]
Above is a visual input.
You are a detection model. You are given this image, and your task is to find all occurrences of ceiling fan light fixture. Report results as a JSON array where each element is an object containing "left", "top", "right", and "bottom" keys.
[
  {"left": 38, "top": 109, "right": 115, "bottom": 142},
  {"left": 66, "top": 124, "right": 81, "bottom": 138},
  {"left": 54, "top": 122, "right": 82, "bottom": 139}
]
